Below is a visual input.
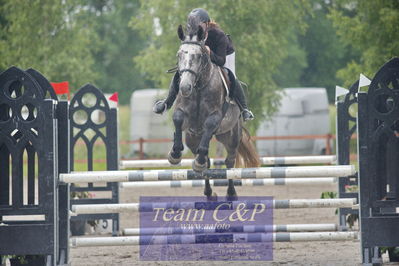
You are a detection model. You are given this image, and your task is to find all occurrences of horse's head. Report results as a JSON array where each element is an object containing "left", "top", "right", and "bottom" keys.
[{"left": 176, "top": 20, "right": 209, "bottom": 98}]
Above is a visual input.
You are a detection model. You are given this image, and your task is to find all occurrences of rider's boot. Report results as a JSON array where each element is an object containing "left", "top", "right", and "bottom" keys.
[
  {"left": 153, "top": 72, "right": 180, "bottom": 114},
  {"left": 232, "top": 78, "right": 254, "bottom": 121}
]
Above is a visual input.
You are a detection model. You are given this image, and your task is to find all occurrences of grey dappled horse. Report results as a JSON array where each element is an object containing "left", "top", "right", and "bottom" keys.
[{"left": 168, "top": 19, "right": 260, "bottom": 200}]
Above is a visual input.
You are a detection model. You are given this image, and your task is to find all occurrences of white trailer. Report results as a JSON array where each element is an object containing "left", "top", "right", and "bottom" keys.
[
  {"left": 129, "top": 89, "right": 173, "bottom": 156},
  {"left": 256, "top": 88, "right": 331, "bottom": 156},
  {"left": 130, "top": 88, "right": 331, "bottom": 157}
]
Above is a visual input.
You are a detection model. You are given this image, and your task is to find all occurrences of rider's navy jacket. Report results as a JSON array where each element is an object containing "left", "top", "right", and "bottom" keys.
[{"left": 205, "top": 26, "right": 235, "bottom": 67}]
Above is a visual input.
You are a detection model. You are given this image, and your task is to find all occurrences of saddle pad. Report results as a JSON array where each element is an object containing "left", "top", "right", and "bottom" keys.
[{"left": 217, "top": 67, "right": 230, "bottom": 99}]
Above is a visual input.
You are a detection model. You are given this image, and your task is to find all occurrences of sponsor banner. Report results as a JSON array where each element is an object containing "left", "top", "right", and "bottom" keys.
[{"left": 139, "top": 196, "right": 273, "bottom": 261}]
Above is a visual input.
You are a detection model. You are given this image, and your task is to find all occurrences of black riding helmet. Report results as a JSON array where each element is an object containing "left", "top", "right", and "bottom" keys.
[{"left": 189, "top": 8, "right": 210, "bottom": 23}]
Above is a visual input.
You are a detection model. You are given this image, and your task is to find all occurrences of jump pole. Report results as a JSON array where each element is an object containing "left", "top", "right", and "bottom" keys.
[
  {"left": 60, "top": 165, "right": 356, "bottom": 183},
  {"left": 120, "top": 155, "right": 337, "bottom": 169},
  {"left": 70, "top": 198, "right": 357, "bottom": 214},
  {"left": 122, "top": 223, "right": 338, "bottom": 235},
  {"left": 70, "top": 231, "right": 358, "bottom": 247},
  {"left": 119, "top": 177, "right": 338, "bottom": 189}
]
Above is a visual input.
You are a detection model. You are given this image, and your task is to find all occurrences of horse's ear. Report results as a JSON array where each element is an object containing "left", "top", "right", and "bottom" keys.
[
  {"left": 177, "top": 25, "right": 185, "bottom": 41},
  {"left": 197, "top": 25, "right": 205, "bottom": 41}
]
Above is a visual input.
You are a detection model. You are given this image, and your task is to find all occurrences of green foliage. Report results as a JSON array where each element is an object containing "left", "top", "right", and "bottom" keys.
[
  {"left": 346, "top": 213, "right": 358, "bottom": 229},
  {"left": 320, "top": 191, "right": 337, "bottom": 199},
  {"left": 299, "top": 0, "right": 359, "bottom": 101},
  {"left": 130, "top": 0, "right": 311, "bottom": 132},
  {"left": 329, "top": 0, "right": 399, "bottom": 87},
  {"left": 381, "top": 247, "right": 399, "bottom": 262},
  {"left": 84, "top": 0, "right": 153, "bottom": 104},
  {"left": 273, "top": 32, "right": 308, "bottom": 89},
  {"left": 0, "top": 0, "right": 98, "bottom": 92},
  {"left": 321, "top": 191, "right": 338, "bottom": 215}
]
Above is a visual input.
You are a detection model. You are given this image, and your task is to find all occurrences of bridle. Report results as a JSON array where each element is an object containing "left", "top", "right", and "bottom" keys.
[{"left": 178, "top": 41, "right": 210, "bottom": 90}]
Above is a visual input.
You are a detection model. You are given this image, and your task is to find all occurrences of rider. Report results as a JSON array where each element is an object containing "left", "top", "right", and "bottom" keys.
[{"left": 153, "top": 8, "right": 254, "bottom": 121}]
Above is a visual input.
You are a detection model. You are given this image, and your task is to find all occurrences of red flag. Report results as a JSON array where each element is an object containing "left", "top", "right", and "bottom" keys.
[
  {"left": 51, "top": 81, "right": 69, "bottom": 95},
  {"left": 109, "top": 92, "right": 118, "bottom": 103}
]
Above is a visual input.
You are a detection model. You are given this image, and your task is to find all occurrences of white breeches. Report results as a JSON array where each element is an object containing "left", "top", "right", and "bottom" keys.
[{"left": 224, "top": 52, "right": 236, "bottom": 77}]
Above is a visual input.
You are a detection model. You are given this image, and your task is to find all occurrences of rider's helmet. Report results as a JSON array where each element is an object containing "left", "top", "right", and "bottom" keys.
[{"left": 188, "top": 8, "right": 210, "bottom": 23}]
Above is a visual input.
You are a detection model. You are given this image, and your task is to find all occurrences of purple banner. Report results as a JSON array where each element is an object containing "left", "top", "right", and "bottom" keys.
[{"left": 139, "top": 196, "right": 273, "bottom": 261}]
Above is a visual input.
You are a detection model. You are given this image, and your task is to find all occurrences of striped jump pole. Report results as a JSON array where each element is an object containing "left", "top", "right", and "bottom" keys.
[
  {"left": 60, "top": 165, "right": 355, "bottom": 183},
  {"left": 70, "top": 198, "right": 357, "bottom": 214},
  {"left": 120, "top": 155, "right": 337, "bottom": 169},
  {"left": 122, "top": 223, "right": 338, "bottom": 235},
  {"left": 119, "top": 177, "right": 338, "bottom": 189},
  {"left": 70, "top": 231, "right": 358, "bottom": 247}
]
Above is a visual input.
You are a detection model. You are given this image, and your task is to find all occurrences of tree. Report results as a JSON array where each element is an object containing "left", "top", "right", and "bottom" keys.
[
  {"left": 84, "top": 0, "right": 153, "bottom": 104},
  {"left": 0, "top": 0, "right": 98, "bottom": 91},
  {"left": 273, "top": 29, "right": 308, "bottom": 89},
  {"left": 329, "top": 0, "right": 399, "bottom": 87},
  {"left": 298, "top": 0, "right": 359, "bottom": 100},
  {"left": 130, "top": 0, "right": 311, "bottom": 131}
]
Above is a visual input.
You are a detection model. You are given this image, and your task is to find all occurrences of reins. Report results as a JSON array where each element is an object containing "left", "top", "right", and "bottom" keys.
[
  {"left": 178, "top": 41, "right": 210, "bottom": 91},
  {"left": 178, "top": 40, "right": 231, "bottom": 136}
]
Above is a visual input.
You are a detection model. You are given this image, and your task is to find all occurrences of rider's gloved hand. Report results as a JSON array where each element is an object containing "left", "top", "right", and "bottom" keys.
[{"left": 153, "top": 99, "right": 167, "bottom": 114}]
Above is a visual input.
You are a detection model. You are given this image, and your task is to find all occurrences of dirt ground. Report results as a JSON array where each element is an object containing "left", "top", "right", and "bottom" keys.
[{"left": 69, "top": 182, "right": 365, "bottom": 266}]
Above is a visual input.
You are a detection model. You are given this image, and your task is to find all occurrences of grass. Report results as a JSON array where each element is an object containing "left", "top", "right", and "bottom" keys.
[{"left": 72, "top": 105, "right": 131, "bottom": 171}]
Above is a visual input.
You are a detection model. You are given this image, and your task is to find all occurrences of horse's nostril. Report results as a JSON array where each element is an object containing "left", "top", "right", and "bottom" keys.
[{"left": 181, "top": 84, "right": 193, "bottom": 97}]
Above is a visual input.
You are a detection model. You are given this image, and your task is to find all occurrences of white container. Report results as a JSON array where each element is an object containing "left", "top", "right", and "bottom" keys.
[
  {"left": 129, "top": 89, "right": 174, "bottom": 156},
  {"left": 257, "top": 88, "right": 331, "bottom": 156}
]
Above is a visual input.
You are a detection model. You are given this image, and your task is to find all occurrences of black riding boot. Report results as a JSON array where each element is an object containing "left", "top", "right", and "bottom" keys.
[
  {"left": 232, "top": 78, "right": 254, "bottom": 121},
  {"left": 153, "top": 72, "right": 180, "bottom": 114}
]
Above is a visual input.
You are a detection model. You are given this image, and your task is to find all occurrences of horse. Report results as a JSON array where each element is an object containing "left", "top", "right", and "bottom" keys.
[{"left": 167, "top": 18, "right": 260, "bottom": 200}]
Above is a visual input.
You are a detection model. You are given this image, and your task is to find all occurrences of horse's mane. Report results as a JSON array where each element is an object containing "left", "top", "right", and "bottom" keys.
[{"left": 186, "top": 15, "right": 201, "bottom": 38}]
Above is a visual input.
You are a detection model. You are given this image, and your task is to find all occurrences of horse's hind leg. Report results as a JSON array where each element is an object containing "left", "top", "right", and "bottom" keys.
[
  {"left": 225, "top": 144, "right": 238, "bottom": 201},
  {"left": 225, "top": 145, "right": 238, "bottom": 201},
  {"left": 216, "top": 124, "right": 241, "bottom": 200},
  {"left": 168, "top": 109, "right": 184, "bottom": 164},
  {"left": 204, "top": 179, "right": 217, "bottom": 201}
]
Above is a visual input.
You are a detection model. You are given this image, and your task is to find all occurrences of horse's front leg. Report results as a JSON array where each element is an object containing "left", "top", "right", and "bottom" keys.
[
  {"left": 193, "top": 112, "right": 222, "bottom": 172},
  {"left": 168, "top": 109, "right": 185, "bottom": 164}
]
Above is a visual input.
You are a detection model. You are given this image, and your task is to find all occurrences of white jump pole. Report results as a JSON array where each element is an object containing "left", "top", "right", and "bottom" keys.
[
  {"left": 260, "top": 155, "right": 337, "bottom": 165},
  {"left": 71, "top": 198, "right": 357, "bottom": 214},
  {"left": 122, "top": 223, "right": 338, "bottom": 235},
  {"left": 119, "top": 155, "right": 337, "bottom": 169},
  {"left": 70, "top": 231, "right": 358, "bottom": 247},
  {"left": 60, "top": 165, "right": 356, "bottom": 184},
  {"left": 119, "top": 177, "right": 338, "bottom": 189}
]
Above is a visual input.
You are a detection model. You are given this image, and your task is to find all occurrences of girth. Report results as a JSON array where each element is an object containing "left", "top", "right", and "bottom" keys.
[{"left": 187, "top": 101, "right": 231, "bottom": 136}]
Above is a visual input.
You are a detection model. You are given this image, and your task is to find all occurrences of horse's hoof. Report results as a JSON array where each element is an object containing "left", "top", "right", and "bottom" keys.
[
  {"left": 226, "top": 194, "right": 238, "bottom": 201},
  {"left": 168, "top": 151, "right": 182, "bottom": 165},
  {"left": 193, "top": 158, "right": 207, "bottom": 172},
  {"left": 207, "top": 192, "right": 218, "bottom": 201}
]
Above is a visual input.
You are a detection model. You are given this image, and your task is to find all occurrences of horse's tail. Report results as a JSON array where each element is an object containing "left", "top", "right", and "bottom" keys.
[{"left": 236, "top": 127, "right": 261, "bottom": 168}]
